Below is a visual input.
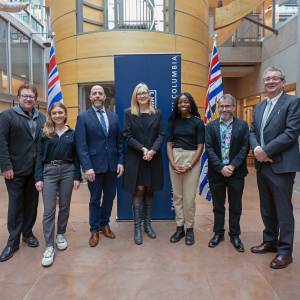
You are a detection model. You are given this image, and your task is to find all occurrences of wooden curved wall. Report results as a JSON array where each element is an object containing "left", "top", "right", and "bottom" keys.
[{"left": 51, "top": 0, "right": 209, "bottom": 127}]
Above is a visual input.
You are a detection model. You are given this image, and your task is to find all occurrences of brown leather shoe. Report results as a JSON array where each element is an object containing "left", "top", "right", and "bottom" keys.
[
  {"left": 270, "top": 254, "right": 293, "bottom": 269},
  {"left": 100, "top": 225, "right": 116, "bottom": 239},
  {"left": 89, "top": 232, "right": 99, "bottom": 247},
  {"left": 251, "top": 242, "right": 278, "bottom": 254}
]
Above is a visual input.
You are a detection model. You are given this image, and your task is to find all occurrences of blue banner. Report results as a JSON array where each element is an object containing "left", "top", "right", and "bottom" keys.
[{"left": 115, "top": 53, "right": 181, "bottom": 220}]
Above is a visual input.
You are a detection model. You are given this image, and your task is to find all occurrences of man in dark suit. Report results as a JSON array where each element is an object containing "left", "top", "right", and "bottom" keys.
[
  {"left": 76, "top": 85, "right": 125, "bottom": 247},
  {"left": 0, "top": 84, "right": 46, "bottom": 262},
  {"left": 205, "top": 94, "right": 249, "bottom": 252},
  {"left": 249, "top": 66, "right": 300, "bottom": 269}
]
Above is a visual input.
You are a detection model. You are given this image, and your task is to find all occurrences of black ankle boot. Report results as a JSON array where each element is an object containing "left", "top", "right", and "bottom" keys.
[
  {"left": 132, "top": 204, "right": 143, "bottom": 245},
  {"left": 170, "top": 226, "right": 185, "bottom": 243},
  {"left": 185, "top": 228, "right": 195, "bottom": 246},
  {"left": 143, "top": 201, "right": 156, "bottom": 238}
]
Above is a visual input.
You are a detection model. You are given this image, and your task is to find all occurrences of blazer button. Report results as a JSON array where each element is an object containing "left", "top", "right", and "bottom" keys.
[{"left": 106, "top": 147, "right": 107, "bottom": 149}]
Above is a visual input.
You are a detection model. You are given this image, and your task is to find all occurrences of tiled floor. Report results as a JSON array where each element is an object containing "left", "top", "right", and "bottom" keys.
[{"left": 0, "top": 166, "right": 300, "bottom": 300}]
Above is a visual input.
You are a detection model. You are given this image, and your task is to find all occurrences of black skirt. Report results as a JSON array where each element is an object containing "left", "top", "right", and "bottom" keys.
[{"left": 136, "top": 114, "right": 151, "bottom": 187}]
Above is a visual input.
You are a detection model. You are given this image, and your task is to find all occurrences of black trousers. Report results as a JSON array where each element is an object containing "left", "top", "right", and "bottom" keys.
[
  {"left": 257, "top": 162, "right": 295, "bottom": 256},
  {"left": 5, "top": 167, "right": 39, "bottom": 248},
  {"left": 210, "top": 176, "right": 244, "bottom": 238}
]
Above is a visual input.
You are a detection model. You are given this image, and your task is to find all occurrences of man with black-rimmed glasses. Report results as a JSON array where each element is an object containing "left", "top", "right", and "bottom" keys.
[{"left": 0, "top": 84, "right": 46, "bottom": 262}]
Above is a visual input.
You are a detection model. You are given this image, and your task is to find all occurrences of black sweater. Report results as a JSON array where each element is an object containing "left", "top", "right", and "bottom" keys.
[
  {"left": 167, "top": 116, "right": 205, "bottom": 150},
  {"left": 35, "top": 126, "right": 81, "bottom": 182}
]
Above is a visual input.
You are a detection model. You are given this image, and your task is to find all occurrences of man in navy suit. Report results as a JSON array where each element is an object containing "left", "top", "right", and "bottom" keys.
[
  {"left": 76, "top": 85, "right": 125, "bottom": 247},
  {"left": 250, "top": 67, "right": 300, "bottom": 269}
]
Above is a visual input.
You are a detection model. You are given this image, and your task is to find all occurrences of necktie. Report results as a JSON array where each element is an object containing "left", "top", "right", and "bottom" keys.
[
  {"left": 98, "top": 110, "right": 108, "bottom": 136},
  {"left": 260, "top": 100, "right": 272, "bottom": 147}
]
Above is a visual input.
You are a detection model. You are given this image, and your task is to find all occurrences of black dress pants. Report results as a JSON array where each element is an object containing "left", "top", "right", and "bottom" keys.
[
  {"left": 257, "top": 162, "right": 295, "bottom": 256},
  {"left": 5, "top": 168, "right": 39, "bottom": 248},
  {"left": 209, "top": 176, "right": 244, "bottom": 238}
]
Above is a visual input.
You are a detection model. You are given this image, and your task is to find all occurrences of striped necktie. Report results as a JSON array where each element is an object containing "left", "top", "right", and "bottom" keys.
[
  {"left": 98, "top": 110, "right": 108, "bottom": 136},
  {"left": 260, "top": 100, "right": 273, "bottom": 147}
]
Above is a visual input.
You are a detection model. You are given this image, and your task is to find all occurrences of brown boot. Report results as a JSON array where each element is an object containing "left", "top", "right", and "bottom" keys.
[
  {"left": 89, "top": 232, "right": 99, "bottom": 247},
  {"left": 100, "top": 225, "right": 116, "bottom": 239},
  {"left": 270, "top": 254, "right": 293, "bottom": 269},
  {"left": 251, "top": 242, "right": 278, "bottom": 254}
]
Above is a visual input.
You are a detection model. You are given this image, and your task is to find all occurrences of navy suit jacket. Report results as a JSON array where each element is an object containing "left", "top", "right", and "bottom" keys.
[
  {"left": 75, "top": 107, "right": 125, "bottom": 173},
  {"left": 249, "top": 92, "right": 300, "bottom": 173}
]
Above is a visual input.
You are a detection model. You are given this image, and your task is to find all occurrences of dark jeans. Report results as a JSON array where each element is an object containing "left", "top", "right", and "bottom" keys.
[
  {"left": 88, "top": 168, "right": 117, "bottom": 232},
  {"left": 5, "top": 168, "right": 39, "bottom": 248},
  {"left": 257, "top": 162, "right": 295, "bottom": 256},
  {"left": 209, "top": 176, "right": 244, "bottom": 238}
]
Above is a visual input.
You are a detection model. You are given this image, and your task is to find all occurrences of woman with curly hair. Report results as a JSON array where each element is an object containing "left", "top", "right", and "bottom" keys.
[
  {"left": 35, "top": 102, "right": 81, "bottom": 267},
  {"left": 167, "top": 93, "right": 205, "bottom": 246}
]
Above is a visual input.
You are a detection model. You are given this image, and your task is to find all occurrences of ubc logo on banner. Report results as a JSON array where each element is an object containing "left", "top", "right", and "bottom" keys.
[{"left": 150, "top": 90, "right": 157, "bottom": 108}]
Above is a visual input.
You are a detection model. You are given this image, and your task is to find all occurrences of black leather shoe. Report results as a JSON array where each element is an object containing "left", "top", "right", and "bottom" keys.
[
  {"left": 22, "top": 235, "right": 39, "bottom": 248},
  {"left": 208, "top": 234, "right": 224, "bottom": 248},
  {"left": 170, "top": 226, "right": 185, "bottom": 243},
  {"left": 185, "top": 228, "right": 195, "bottom": 246},
  {"left": 230, "top": 237, "right": 245, "bottom": 252},
  {"left": 0, "top": 245, "right": 19, "bottom": 262}
]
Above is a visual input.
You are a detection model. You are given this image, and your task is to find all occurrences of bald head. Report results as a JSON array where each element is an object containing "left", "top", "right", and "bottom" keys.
[
  {"left": 90, "top": 85, "right": 106, "bottom": 109},
  {"left": 90, "top": 85, "right": 105, "bottom": 95}
]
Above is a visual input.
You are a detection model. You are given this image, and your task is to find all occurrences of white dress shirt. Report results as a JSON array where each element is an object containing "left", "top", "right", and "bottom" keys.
[
  {"left": 254, "top": 91, "right": 283, "bottom": 153},
  {"left": 92, "top": 105, "right": 109, "bottom": 132}
]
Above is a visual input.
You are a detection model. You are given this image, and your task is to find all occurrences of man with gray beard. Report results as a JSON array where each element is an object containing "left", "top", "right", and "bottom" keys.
[
  {"left": 205, "top": 94, "right": 249, "bottom": 252},
  {"left": 75, "top": 85, "right": 125, "bottom": 247}
]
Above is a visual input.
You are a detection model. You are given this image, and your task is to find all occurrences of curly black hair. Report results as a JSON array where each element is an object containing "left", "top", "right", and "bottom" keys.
[{"left": 168, "top": 92, "right": 201, "bottom": 122}]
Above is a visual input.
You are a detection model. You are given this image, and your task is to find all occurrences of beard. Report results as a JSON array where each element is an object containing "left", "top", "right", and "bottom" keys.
[
  {"left": 93, "top": 101, "right": 103, "bottom": 108},
  {"left": 220, "top": 113, "right": 233, "bottom": 120}
]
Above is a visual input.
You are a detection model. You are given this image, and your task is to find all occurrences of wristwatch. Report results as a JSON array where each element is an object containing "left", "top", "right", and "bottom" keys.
[{"left": 188, "top": 163, "right": 193, "bottom": 170}]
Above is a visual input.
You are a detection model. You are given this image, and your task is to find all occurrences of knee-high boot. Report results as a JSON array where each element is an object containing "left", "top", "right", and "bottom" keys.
[
  {"left": 132, "top": 204, "right": 143, "bottom": 245},
  {"left": 143, "top": 200, "right": 156, "bottom": 238}
]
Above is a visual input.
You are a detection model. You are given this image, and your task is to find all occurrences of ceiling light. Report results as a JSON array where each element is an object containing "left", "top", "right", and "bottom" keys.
[{"left": 21, "top": 75, "right": 26, "bottom": 78}]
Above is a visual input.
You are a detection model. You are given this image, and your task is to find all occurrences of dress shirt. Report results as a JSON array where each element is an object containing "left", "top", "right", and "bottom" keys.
[
  {"left": 220, "top": 117, "right": 233, "bottom": 164},
  {"left": 254, "top": 91, "right": 283, "bottom": 153},
  {"left": 92, "top": 105, "right": 109, "bottom": 132}
]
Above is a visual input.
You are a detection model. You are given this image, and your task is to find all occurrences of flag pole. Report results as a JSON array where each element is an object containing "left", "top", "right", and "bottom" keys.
[{"left": 52, "top": 32, "right": 56, "bottom": 54}]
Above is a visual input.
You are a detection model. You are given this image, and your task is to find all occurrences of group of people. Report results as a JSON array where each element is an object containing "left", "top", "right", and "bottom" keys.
[{"left": 0, "top": 66, "right": 299, "bottom": 271}]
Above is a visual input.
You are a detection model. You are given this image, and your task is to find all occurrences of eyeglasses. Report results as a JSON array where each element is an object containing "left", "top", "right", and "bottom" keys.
[
  {"left": 21, "top": 95, "right": 35, "bottom": 100},
  {"left": 219, "top": 105, "right": 233, "bottom": 110},
  {"left": 263, "top": 76, "right": 282, "bottom": 82},
  {"left": 137, "top": 92, "right": 149, "bottom": 97}
]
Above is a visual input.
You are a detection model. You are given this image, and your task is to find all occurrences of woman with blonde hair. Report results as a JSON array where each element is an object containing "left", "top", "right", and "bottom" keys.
[
  {"left": 35, "top": 102, "right": 81, "bottom": 267},
  {"left": 123, "top": 83, "right": 165, "bottom": 245}
]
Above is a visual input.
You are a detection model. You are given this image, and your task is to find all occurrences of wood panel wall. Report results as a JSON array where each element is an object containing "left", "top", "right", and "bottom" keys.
[
  {"left": 175, "top": 0, "right": 209, "bottom": 109},
  {"left": 51, "top": 0, "right": 209, "bottom": 127}
]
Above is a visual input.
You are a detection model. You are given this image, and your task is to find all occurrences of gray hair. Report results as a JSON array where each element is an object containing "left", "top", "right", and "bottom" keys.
[
  {"left": 219, "top": 94, "right": 236, "bottom": 106},
  {"left": 262, "top": 66, "right": 285, "bottom": 81}
]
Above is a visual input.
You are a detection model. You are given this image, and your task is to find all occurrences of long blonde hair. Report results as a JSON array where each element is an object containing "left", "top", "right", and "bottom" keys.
[
  {"left": 130, "top": 83, "right": 156, "bottom": 116},
  {"left": 43, "top": 102, "right": 68, "bottom": 138}
]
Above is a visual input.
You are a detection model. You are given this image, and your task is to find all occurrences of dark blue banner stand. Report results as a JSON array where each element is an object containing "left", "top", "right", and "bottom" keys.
[{"left": 115, "top": 53, "right": 181, "bottom": 220}]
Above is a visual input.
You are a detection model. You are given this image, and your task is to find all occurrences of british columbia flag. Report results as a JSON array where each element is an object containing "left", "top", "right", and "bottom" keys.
[
  {"left": 47, "top": 39, "right": 63, "bottom": 111},
  {"left": 199, "top": 35, "right": 223, "bottom": 202}
]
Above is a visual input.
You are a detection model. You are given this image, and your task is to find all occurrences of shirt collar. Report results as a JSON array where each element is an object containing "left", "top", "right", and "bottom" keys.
[
  {"left": 267, "top": 91, "right": 283, "bottom": 104},
  {"left": 92, "top": 105, "right": 106, "bottom": 113},
  {"left": 19, "top": 104, "right": 36, "bottom": 119},
  {"left": 220, "top": 117, "right": 233, "bottom": 125}
]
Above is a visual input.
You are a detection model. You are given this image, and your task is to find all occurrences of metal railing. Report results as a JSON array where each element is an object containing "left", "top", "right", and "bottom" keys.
[{"left": 77, "top": 0, "right": 174, "bottom": 34}]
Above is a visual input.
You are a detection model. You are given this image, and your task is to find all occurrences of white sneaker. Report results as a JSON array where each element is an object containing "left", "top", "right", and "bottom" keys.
[
  {"left": 42, "top": 247, "right": 55, "bottom": 267},
  {"left": 56, "top": 234, "right": 67, "bottom": 251}
]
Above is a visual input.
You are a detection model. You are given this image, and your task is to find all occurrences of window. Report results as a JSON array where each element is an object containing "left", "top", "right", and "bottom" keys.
[
  {"left": 0, "top": 18, "right": 8, "bottom": 94},
  {"left": 32, "top": 42, "right": 44, "bottom": 101},
  {"left": 10, "top": 26, "right": 30, "bottom": 95}
]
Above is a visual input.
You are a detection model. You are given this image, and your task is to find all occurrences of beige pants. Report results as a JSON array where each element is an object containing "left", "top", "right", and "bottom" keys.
[{"left": 169, "top": 148, "right": 201, "bottom": 228}]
